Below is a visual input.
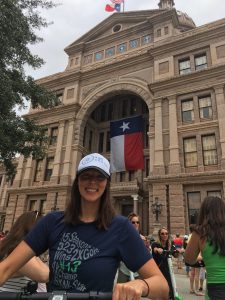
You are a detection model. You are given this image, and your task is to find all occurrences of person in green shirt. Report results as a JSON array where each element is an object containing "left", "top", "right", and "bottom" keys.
[{"left": 184, "top": 196, "right": 225, "bottom": 300}]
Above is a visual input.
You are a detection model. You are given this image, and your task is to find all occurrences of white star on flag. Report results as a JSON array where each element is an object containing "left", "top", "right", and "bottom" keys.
[{"left": 120, "top": 122, "right": 130, "bottom": 132}]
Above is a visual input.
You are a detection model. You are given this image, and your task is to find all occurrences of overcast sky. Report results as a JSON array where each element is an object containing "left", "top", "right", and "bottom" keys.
[{"left": 26, "top": 0, "right": 225, "bottom": 81}]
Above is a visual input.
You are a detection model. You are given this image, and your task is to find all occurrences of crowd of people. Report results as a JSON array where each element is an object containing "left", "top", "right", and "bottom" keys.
[{"left": 0, "top": 152, "right": 224, "bottom": 300}]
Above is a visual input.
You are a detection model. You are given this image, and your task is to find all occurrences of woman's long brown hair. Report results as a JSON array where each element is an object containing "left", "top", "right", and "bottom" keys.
[
  {"left": 195, "top": 196, "right": 225, "bottom": 256},
  {"left": 0, "top": 211, "right": 41, "bottom": 260},
  {"left": 64, "top": 177, "right": 115, "bottom": 230}
]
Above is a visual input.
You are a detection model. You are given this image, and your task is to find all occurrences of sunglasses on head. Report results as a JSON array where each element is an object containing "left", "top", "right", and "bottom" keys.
[{"left": 131, "top": 221, "right": 140, "bottom": 224}]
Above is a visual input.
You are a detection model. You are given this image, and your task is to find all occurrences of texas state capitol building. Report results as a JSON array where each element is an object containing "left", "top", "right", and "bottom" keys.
[{"left": 1, "top": 0, "right": 225, "bottom": 235}]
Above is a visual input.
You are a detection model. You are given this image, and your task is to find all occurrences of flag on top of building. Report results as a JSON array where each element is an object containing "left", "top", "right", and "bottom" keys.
[
  {"left": 105, "top": 0, "right": 124, "bottom": 12},
  {"left": 110, "top": 115, "right": 144, "bottom": 172}
]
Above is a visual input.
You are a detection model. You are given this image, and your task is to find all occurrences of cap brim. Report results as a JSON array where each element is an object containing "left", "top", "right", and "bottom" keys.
[{"left": 77, "top": 167, "right": 110, "bottom": 178}]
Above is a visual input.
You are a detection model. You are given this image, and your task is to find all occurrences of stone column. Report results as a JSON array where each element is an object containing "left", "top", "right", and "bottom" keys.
[
  {"left": 131, "top": 194, "right": 139, "bottom": 214},
  {"left": 153, "top": 99, "right": 165, "bottom": 175},
  {"left": 0, "top": 176, "right": 7, "bottom": 207},
  {"left": 22, "top": 156, "right": 33, "bottom": 186},
  {"left": 61, "top": 118, "right": 75, "bottom": 185},
  {"left": 169, "top": 183, "right": 185, "bottom": 234},
  {"left": 168, "top": 96, "right": 181, "bottom": 174},
  {"left": 13, "top": 155, "right": 24, "bottom": 187},
  {"left": 214, "top": 85, "right": 225, "bottom": 169},
  {"left": 51, "top": 121, "right": 65, "bottom": 184}
]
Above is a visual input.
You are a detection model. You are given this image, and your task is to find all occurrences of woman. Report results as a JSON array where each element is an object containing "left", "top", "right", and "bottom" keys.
[
  {"left": 128, "top": 212, "right": 150, "bottom": 249},
  {"left": 117, "top": 212, "right": 150, "bottom": 282},
  {"left": 0, "top": 211, "right": 49, "bottom": 292},
  {"left": 151, "top": 227, "right": 177, "bottom": 300},
  {"left": 185, "top": 196, "right": 225, "bottom": 300},
  {"left": 0, "top": 153, "right": 169, "bottom": 300}
]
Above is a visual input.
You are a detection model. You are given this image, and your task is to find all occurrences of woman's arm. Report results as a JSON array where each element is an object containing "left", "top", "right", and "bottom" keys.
[
  {"left": 17, "top": 256, "right": 49, "bottom": 283},
  {"left": 0, "top": 240, "right": 35, "bottom": 285},
  {"left": 113, "top": 258, "right": 169, "bottom": 300},
  {"left": 184, "top": 231, "right": 201, "bottom": 265}
]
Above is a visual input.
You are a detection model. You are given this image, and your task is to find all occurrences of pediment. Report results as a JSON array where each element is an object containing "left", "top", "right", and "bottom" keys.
[{"left": 64, "top": 9, "right": 166, "bottom": 54}]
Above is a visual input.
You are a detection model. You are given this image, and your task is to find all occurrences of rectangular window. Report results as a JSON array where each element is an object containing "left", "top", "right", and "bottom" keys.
[
  {"left": 181, "top": 100, "right": 194, "bottom": 122},
  {"left": 34, "top": 160, "right": 43, "bottom": 182},
  {"left": 164, "top": 26, "right": 169, "bottom": 35},
  {"left": 95, "top": 51, "right": 104, "bottom": 61},
  {"left": 129, "top": 39, "right": 140, "bottom": 49},
  {"left": 183, "top": 137, "right": 197, "bottom": 167},
  {"left": 207, "top": 190, "right": 222, "bottom": 198},
  {"left": 202, "top": 135, "right": 217, "bottom": 165},
  {"left": 40, "top": 199, "right": 46, "bottom": 215},
  {"left": 156, "top": 28, "right": 161, "bottom": 37},
  {"left": 44, "top": 157, "right": 54, "bottom": 181},
  {"left": 119, "top": 172, "right": 126, "bottom": 182},
  {"left": 142, "top": 35, "right": 152, "bottom": 45},
  {"left": 29, "top": 200, "right": 37, "bottom": 211},
  {"left": 98, "top": 132, "right": 104, "bottom": 153},
  {"left": 187, "top": 191, "right": 201, "bottom": 224},
  {"left": 195, "top": 54, "right": 207, "bottom": 71},
  {"left": 83, "top": 54, "right": 93, "bottom": 65},
  {"left": 49, "top": 127, "right": 58, "bottom": 145},
  {"left": 128, "top": 171, "right": 135, "bottom": 181},
  {"left": 198, "top": 95, "right": 212, "bottom": 119},
  {"left": 179, "top": 58, "right": 191, "bottom": 75},
  {"left": 105, "top": 47, "right": 115, "bottom": 58}
]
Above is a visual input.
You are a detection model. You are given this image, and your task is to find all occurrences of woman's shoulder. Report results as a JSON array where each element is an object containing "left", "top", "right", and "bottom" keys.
[
  {"left": 42, "top": 211, "right": 64, "bottom": 222},
  {"left": 112, "top": 214, "right": 129, "bottom": 224}
]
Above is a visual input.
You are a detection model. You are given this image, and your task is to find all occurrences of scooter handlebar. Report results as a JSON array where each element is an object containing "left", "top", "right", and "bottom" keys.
[{"left": 0, "top": 291, "right": 112, "bottom": 300}]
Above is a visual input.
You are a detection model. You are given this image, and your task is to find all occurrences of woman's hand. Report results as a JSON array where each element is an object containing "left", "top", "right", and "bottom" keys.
[
  {"left": 155, "top": 247, "right": 164, "bottom": 254},
  {"left": 113, "top": 280, "right": 143, "bottom": 300}
]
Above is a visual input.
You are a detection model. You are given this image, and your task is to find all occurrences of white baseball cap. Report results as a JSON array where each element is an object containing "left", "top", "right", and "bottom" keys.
[{"left": 77, "top": 153, "right": 110, "bottom": 178}]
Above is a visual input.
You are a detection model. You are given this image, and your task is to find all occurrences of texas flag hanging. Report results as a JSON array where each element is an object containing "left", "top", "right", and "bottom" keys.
[{"left": 110, "top": 115, "right": 144, "bottom": 172}]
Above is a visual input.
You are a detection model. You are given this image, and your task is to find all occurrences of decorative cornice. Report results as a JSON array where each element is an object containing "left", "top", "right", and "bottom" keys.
[
  {"left": 149, "top": 64, "right": 225, "bottom": 97},
  {"left": 7, "top": 184, "right": 71, "bottom": 194},
  {"left": 145, "top": 170, "right": 225, "bottom": 184},
  {"left": 25, "top": 102, "right": 81, "bottom": 123}
]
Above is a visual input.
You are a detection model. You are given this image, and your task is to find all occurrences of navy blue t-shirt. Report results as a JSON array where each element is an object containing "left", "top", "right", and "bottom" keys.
[{"left": 25, "top": 212, "right": 152, "bottom": 292}]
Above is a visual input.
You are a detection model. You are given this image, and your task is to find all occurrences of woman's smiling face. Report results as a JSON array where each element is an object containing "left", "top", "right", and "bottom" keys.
[{"left": 78, "top": 169, "right": 107, "bottom": 203}]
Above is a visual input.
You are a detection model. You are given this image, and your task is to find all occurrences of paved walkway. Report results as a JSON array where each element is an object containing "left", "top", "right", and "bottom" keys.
[{"left": 175, "top": 273, "right": 206, "bottom": 300}]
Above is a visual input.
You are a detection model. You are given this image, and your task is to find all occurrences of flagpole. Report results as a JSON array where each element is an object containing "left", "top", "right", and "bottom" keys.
[{"left": 123, "top": 0, "right": 125, "bottom": 12}]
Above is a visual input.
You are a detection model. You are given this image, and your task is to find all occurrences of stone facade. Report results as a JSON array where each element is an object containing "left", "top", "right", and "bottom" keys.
[{"left": 1, "top": 2, "right": 225, "bottom": 235}]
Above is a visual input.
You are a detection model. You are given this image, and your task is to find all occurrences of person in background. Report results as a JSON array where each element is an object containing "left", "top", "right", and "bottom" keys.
[
  {"left": 151, "top": 227, "right": 177, "bottom": 300},
  {"left": 173, "top": 233, "right": 184, "bottom": 270},
  {"left": 117, "top": 212, "right": 150, "bottom": 282},
  {"left": 186, "top": 224, "right": 205, "bottom": 296},
  {"left": 199, "top": 267, "right": 206, "bottom": 292},
  {"left": 185, "top": 196, "right": 225, "bottom": 300},
  {"left": 0, "top": 211, "right": 49, "bottom": 292},
  {"left": 0, "top": 153, "right": 169, "bottom": 300},
  {"left": 183, "top": 235, "right": 190, "bottom": 276}
]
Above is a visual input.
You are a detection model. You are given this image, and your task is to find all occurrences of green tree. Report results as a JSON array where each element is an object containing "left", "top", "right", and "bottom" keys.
[{"left": 0, "top": 0, "right": 60, "bottom": 178}]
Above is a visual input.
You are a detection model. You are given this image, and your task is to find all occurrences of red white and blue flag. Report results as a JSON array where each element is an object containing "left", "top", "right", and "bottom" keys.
[
  {"left": 105, "top": 3, "right": 121, "bottom": 12},
  {"left": 105, "top": 0, "right": 123, "bottom": 12},
  {"left": 110, "top": 115, "right": 144, "bottom": 172}
]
